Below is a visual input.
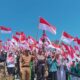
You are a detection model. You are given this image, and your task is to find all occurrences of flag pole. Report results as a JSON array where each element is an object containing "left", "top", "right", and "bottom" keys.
[
  {"left": 58, "top": 31, "right": 64, "bottom": 65},
  {"left": 58, "top": 32, "right": 62, "bottom": 45},
  {"left": 42, "top": 30, "right": 46, "bottom": 52},
  {"left": 58, "top": 31, "right": 64, "bottom": 45}
]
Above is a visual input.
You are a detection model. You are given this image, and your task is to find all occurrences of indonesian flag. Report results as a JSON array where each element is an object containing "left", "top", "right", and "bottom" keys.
[
  {"left": 20, "top": 32, "right": 26, "bottom": 42},
  {"left": 74, "top": 46, "right": 79, "bottom": 51},
  {"left": 61, "top": 43, "right": 70, "bottom": 53},
  {"left": 0, "top": 26, "right": 11, "bottom": 33},
  {"left": 12, "top": 35, "right": 20, "bottom": 43},
  {"left": 39, "top": 17, "right": 56, "bottom": 34},
  {"left": 74, "top": 37, "right": 80, "bottom": 44},
  {"left": 74, "top": 37, "right": 80, "bottom": 52},
  {"left": 39, "top": 33, "right": 52, "bottom": 47},
  {"left": 52, "top": 42, "right": 61, "bottom": 50},
  {"left": 28, "top": 36, "right": 36, "bottom": 44},
  {"left": 61, "top": 43, "right": 75, "bottom": 59},
  {"left": 61, "top": 48, "right": 68, "bottom": 59},
  {"left": 18, "top": 42, "right": 30, "bottom": 50},
  {"left": 61, "top": 32, "right": 74, "bottom": 44},
  {"left": 16, "top": 32, "right": 22, "bottom": 35},
  {"left": 68, "top": 46, "right": 75, "bottom": 59}
]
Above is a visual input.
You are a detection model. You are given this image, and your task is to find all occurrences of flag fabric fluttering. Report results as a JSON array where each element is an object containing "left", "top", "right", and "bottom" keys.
[
  {"left": 28, "top": 36, "right": 36, "bottom": 45},
  {"left": 12, "top": 35, "right": 20, "bottom": 46},
  {"left": 74, "top": 37, "right": 80, "bottom": 45},
  {"left": 61, "top": 43, "right": 75, "bottom": 59},
  {"left": 20, "top": 32, "right": 26, "bottom": 43},
  {"left": 52, "top": 42, "right": 61, "bottom": 51},
  {"left": 12, "top": 35, "right": 20, "bottom": 43},
  {"left": 61, "top": 43, "right": 70, "bottom": 53},
  {"left": 0, "top": 26, "right": 11, "bottom": 33},
  {"left": 61, "top": 32, "right": 74, "bottom": 44},
  {"left": 74, "top": 37, "right": 80, "bottom": 52},
  {"left": 68, "top": 46, "right": 75, "bottom": 59},
  {"left": 74, "top": 46, "right": 79, "bottom": 51},
  {"left": 16, "top": 32, "right": 22, "bottom": 35},
  {"left": 38, "top": 17, "right": 56, "bottom": 34}
]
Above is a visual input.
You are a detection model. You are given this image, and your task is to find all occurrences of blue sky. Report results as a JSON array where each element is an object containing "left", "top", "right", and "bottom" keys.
[{"left": 0, "top": 0, "right": 80, "bottom": 41}]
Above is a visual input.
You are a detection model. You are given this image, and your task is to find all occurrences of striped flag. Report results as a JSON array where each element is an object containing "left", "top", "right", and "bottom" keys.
[
  {"left": 39, "top": 17, "right": 56, "bottom": 34},
  {"left": 61, "top": 32, "right": 74, "bottom": 44},
  {"left": 0, "top": 26, "right": 11, "bottom": 33}
]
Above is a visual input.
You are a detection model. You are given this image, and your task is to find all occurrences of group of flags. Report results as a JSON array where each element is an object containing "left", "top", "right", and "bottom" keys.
[{"left": 0, "top": 17, "right": 80, "bottom": 62}]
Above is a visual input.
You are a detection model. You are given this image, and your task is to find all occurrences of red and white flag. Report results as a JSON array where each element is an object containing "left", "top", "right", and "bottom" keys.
[
  {"left": 16, "top": 32, "right": 22, "bottom": 35},
  {"left": 0, "top": 26, "right": 11, "bottom": 33},
  {"left": 28, "top": 36, "right": 36, "bottom": 45},
  {"left": 20, "top": 32, "right": 26, "bottom": 42},
  {"left": 38, "top": 17, "right": 56, "bottom": 34},
  {"left": 61, "top": 43, "right": 70, "bottom": 53},
  {"left": 74, "top": 46, "right": 79, "bottom": 51},
  {"left": 61, "top": 32, "right": 74, "bottom": 44},
  {"left": 52, "top": 42, "right": 61, "bottom": 50},
  {"left": 74, "top": 37, "right": 80, "bottom": 52},
  {"left": 68, "top": 46, "right": 75, "bottom": 59},
  {"left": 61, "top": 43, "right": 75, "bottom": 59},
  {"left": 74, "top": 37, "right": 80, "bottom": 44},
  {"left": 12, "top": 35, "right": 20, "bottom": 43}
]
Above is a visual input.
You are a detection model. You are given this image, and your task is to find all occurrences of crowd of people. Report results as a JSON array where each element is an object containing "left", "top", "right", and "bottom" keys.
[
  {"left": 0, "top": 18, "right": 80, "bottom": 80},
  {"left": 0, "top": 47, "right": 80, "bottom": 80}
]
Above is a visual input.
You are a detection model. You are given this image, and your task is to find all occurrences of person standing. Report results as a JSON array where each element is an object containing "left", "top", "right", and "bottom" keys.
[
  {"left": 36, "top": 49, "right": 45, "bottom": 80},
  {"left": 6, "top": 52, "right": 15, "bottom": 80},
  {"left": 58, "top": 58, "right": 66, "bottom": 80},
  {"left": 20, "top": 49, "right": 34, "bottom": 80},
  {"left": 47, "top": 51, "right": 58, "bottom": 80},
  {"left": 15, "top": 50, "right": 20, "bottom": 79}
]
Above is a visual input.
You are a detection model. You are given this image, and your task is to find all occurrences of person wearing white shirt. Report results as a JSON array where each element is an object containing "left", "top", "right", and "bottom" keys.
[{"left": 6, "top": 52, "right": 15, "bottom": 80}]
